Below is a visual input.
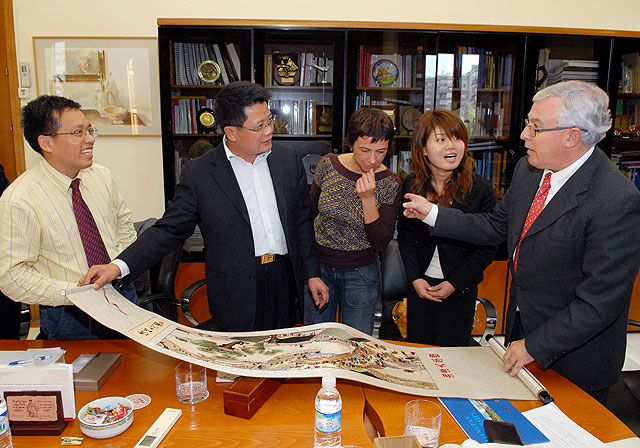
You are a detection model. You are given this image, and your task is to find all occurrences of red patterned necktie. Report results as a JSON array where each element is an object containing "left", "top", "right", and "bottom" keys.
[
  {"left": 514, "top": 172, "right": 552, "bottom": 272},
  {"left": 70, "top": 178, "right": 111, "bottom": 267}
]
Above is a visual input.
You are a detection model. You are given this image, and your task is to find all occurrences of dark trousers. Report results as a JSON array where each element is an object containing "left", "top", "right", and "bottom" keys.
[
  {"left": 40, "top": 282, "right": 137, "bottom": 340},
  {"left": 253, "top": 255, "right": 297, "bottom": 331},
  {"left": 407, "top": 275, "right": 478, "bottom": 347},
  {"left": 0, "top": 291, "right": 22, "bottom": 339}
]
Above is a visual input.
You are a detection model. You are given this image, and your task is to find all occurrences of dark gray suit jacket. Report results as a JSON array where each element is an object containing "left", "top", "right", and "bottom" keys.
[
  {"left": 120, "top": 143, "right": 320, "bottom": 331},
  {"left": 431, "top": 148, "right": 640, "bottom": 392}
]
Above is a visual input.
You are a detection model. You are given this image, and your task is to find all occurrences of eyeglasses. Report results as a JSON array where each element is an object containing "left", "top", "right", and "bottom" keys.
[
  {"left": 523, "top": 119, "right": 584, "bottom": 137},
  {"left": 237, "top": 115, "right": 276, "bottom": 133},
  {"left": 43, "top": 127, "right": 99, "bottom": 139}
]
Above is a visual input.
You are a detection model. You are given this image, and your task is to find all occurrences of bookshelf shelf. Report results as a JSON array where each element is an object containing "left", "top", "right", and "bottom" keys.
[
  {"left": 356, "top": 87, "right": 423, "bottom": 92},
  {"left": 266, "top": 86, "right": 334, "bottom": 91},
  {"left": 272, "top": 134, "right": 332, "bottom": 139},
  {"left": 171, "top": 84, "right": 224, "bottom": 89},
  {"left": 617, "top": 92, "right": 640, "bottom": 98},
  {"left": 173, "top": 133, "right": 222, "bottom": 138}
]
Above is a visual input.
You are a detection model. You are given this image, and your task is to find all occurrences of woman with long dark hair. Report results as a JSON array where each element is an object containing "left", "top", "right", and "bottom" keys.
[{"left": 397, "top": 110, "right": 497, "bottom": 346}]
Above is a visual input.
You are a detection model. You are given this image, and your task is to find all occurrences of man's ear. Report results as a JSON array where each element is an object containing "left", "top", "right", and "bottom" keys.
[
  {"left": 224, "top": 125, "right": 238, "bottom": 142},
  {"left": 565, "top": 128, "right": 583, "bottom": 148},
  {"left": 37, "top": 134, "right": 53, "bottom": 154}
]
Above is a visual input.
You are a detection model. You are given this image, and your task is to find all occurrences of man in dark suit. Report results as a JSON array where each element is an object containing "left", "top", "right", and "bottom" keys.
[
  {"left": 83, "top": 81, "right": 328, "bottom": 331},
  {"left": 402, "top": 80, "right": 640, "bottom": 403}
]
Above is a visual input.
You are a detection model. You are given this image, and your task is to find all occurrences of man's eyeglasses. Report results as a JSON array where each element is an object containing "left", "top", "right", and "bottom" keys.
[
  {"left": 43, "top": 127, "right": 99, "bottom": 139},
  {"left": 237, "top": 115, "right": 276, "bottom": 133},
  {"left": 523, "top": 119, "right": 585, "bottom": 137}
]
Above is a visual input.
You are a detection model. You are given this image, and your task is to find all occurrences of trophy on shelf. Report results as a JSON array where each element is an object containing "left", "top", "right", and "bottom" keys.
[
  {"left": 273, "top": 53, "right": 300, "bottom": 85},
  {"left": 307, "top": 61, "right": 331, "bottom": 87}
]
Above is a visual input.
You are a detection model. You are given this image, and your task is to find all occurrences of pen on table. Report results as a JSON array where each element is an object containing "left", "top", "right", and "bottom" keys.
[{"left": 8, "top": 355, "right": 52, "bottom": 365}]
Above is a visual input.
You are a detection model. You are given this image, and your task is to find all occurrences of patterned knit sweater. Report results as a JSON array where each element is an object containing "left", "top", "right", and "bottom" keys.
[{"left": 310, "top": 153, "right": 402, "bottom": 269}]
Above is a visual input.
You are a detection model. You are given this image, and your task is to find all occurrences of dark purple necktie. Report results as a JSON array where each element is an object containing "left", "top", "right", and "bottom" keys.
[{"left": 70, "top": 178, "right": 110, "bottom": 267}]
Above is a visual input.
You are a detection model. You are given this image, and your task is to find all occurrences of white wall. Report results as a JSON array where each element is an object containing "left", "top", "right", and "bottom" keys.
[{"left": 13, "top": 0, "right": 640, "bottom": 220}]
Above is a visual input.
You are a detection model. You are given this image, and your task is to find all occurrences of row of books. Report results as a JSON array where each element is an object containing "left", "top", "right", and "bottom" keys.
[
  {"left": 615, "top": 100, "right": 640, "bottom": 133},
  {"left": 263, "top": 53, "right": 334, "bottom": 87},
  {"left": 173, "top": 42, "right": 241, "bottom": 86},
  {"left": 621, "top": 52, "right": 640, "bottom": 93},
  {"left": 171, "top": 96, "right": 220, "bottom": 135},
  {"left": 268, "top": 99, "right": 330, "bottom": 135},
  {"left": 546, "top": 59, "right": 598, "bottom": 85},
  {"left": 455, "top": 47, "right": 514, "bottom": 90},
  {"left": 466, "top": 102, "right": 507, "bottom": 138},
  {"left": 359, "top": 45, "right": 425, "bottom": 88},
  {"left": 613, "top": 152, "right": 640, "bottom": 191},
  {"left": 474, "top": 150, "right": 508, "bottom": 196},
  {"left": 616, "top": 162, "right": 640, "bottom": 190}
]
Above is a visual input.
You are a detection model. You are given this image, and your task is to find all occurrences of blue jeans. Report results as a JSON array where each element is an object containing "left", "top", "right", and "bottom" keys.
[
  {"left": 41, "top": 282, "right": 137, "bottom": 340},
  {"left": 304, "top": 260, "right": 381, "bottom": 335}
]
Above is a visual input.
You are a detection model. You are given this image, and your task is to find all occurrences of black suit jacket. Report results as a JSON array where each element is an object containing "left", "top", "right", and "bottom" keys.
[
  {"left": 120, "top": 143, "right": 320, "bottom": 331},
  {"left": 431, "top": 148, "right": 640, "bottom": 392},
  {"left": 397, "top": 173, "right": 498, "bottom": 292}
]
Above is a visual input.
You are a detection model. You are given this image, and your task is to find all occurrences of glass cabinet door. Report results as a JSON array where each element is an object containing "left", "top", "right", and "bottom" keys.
[
  {"left": 436, "top": 32, "right": 526, "bottom": 197},
  {"left": 611, "top": 38, "right": 640, "bottom": 189},
  {"left": 347, "top": 30, "right": 437, "bottom": 176},
  {"left": 254, "top": 29, "right": 345, "bottom": 155},
  {"left": 158, "top": 26, "right": 252, "bottom": 201}
]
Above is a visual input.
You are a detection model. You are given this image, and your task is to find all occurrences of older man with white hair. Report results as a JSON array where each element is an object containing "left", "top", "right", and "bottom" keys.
[{"left": 403, "top": 80, "right": 640, "bottom": 403}]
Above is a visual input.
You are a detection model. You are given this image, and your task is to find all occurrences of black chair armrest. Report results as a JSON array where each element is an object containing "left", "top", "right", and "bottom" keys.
[
  {"left": 476, "top": 296, "right": 498, "bottom": 344},
  {"left": 180, "top": 279, "right": 207, "bottom": 326},
  {"left": 628, "top": 319, "right": 640, "bottom": 328},
  {"left": 138, "top": 294, "right": 179, "bottom": 309}
]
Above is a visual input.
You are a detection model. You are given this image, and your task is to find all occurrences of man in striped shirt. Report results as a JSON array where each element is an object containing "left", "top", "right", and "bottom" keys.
[{"left": 0, "top": 95, "right": 137, "bottom": 339}]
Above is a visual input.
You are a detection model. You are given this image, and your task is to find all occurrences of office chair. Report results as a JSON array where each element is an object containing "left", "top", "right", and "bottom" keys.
[
  {"left": 379, "top": 239, "right": 408, "bottom": 340},
  {"left": 378, "top": 239, "right": 498, "bottom": 344},
  {"left": 605, "top": 319, "right": 640, "bottom": 436},
  {"left": 178, "top": 279, "right": 221, "bottom": 331},
  {"left": 134, "top": 218, "right": 181, "bottom": 322}
]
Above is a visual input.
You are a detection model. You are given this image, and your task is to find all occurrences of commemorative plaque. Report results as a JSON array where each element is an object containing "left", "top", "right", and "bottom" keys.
[
  {"left": 273, "top": 53, "right": 300, "bottom": 86},
  {"left": 198, "top": 60, "right": 221, "bottom": 84}
]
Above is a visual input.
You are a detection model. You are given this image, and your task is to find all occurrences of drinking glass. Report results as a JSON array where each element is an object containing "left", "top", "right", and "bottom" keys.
[
  {"left": 175, "top": 362, "right": 209, "bottom": 404},
  {"left": 404, "top": 399, "right": 441, "bottom": 448}
]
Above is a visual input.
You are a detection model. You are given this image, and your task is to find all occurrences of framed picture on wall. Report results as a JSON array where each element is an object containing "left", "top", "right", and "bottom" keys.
[{"left": 33, "top": 37, "right": 161, "bottom": 137}]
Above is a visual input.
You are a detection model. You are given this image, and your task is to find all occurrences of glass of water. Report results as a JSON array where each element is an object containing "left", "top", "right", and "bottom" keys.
[
  {"left": 404, "top": 399, "right": 441, "bottom": 448},
  {"left": 175, "top": 362, "right": 209, "bottom": 404}
]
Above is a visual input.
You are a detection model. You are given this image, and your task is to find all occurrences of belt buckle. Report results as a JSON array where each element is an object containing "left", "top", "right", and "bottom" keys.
[{"left": 260, "top": 253, "right": 275, "bottom": 264}]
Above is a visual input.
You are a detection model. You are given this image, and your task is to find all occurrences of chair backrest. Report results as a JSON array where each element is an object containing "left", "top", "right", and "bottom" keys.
[
  {"left": 381, "top": 240, "right": 408, "bottom": 303},
  {"left": 381, "top": 239, "right": 499, "bottom": 345},
  {"left": 134, "top": 218, "right": 181, "bottom": 321},
  {"left": 302, "top": 153, "right": 323, "bottom": 185},
  {"left": 378, "top": 239, "right": 409, "bottom": 340}
]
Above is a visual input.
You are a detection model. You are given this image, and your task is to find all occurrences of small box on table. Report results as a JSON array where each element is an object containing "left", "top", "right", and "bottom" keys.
[{"left": 222, "top": 376, "right": 283, "bottom": 419}]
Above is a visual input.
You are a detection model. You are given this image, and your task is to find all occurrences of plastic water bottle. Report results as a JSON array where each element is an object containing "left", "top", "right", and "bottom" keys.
[
  {"left": 314, "top": 376, "right": 342, "bottom": 448},
  {"left": 0, "top": 397, "right": 13, "bottom": 448}
]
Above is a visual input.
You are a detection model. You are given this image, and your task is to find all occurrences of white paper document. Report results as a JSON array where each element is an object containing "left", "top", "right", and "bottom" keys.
[
  {"left": 522, "top": 403, "right": 603, "bottom": 447},
  {"left": 0, "top": 363, "right": 75, "bottom": 420}
]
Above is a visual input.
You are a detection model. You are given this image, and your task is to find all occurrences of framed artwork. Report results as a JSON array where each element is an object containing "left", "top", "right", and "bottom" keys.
[{"left": 33, "top": 37, "right": 161, "bottom": 137}]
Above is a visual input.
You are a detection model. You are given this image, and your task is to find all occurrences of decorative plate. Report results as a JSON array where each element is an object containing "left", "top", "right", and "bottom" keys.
[
  {"left": 401, "top": 107, "right": 422, "bottom": 132},
  {"left": 372, "top": 59, "right": 399, "bottom": 87}
]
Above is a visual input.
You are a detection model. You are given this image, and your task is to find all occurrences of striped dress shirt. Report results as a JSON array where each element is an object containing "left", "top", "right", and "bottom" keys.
[{"left": 0, "top": 160, "right": 136, "bottom": 306}]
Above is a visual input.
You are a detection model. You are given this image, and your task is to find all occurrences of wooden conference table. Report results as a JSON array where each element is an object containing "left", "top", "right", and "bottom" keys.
[{"left": 1, "top": 339, "right": 634, "bottom": 447}]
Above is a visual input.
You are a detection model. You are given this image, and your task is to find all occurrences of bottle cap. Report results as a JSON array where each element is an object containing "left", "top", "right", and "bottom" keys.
[{"left": 322, "top": 376, "right": 336, "bottom": 388}]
